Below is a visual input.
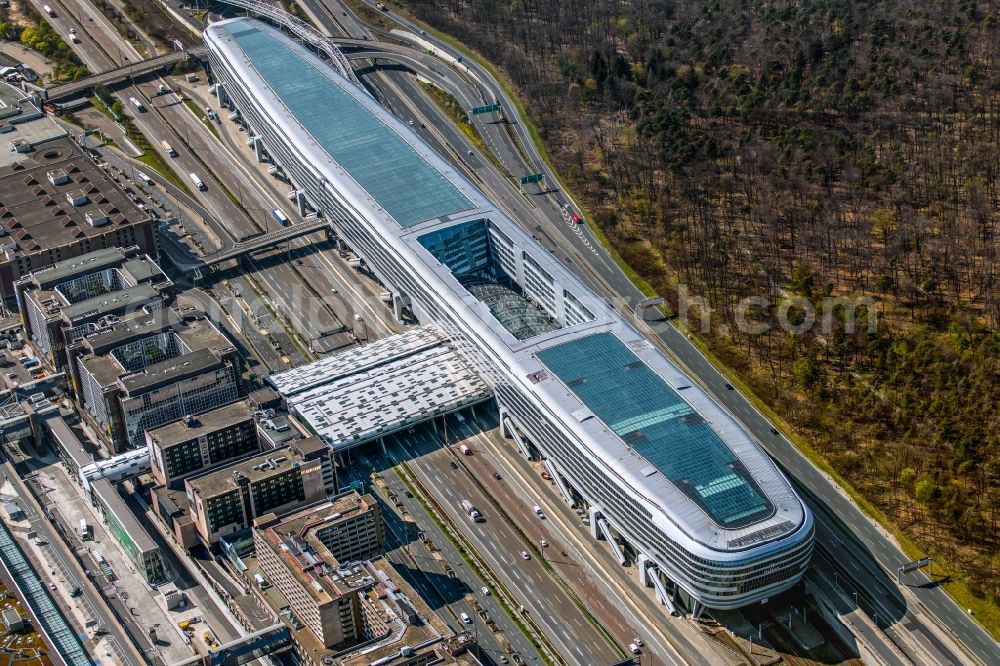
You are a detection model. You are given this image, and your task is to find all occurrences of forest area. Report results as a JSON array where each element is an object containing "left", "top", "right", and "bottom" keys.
[{"left": 399, "top": 0, "right": 1000, "bottom": 609}]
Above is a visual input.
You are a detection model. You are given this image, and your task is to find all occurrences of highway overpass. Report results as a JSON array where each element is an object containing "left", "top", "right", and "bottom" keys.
[
  {"left": 44, "top": 48, "right": 208, "bottom": 102},
  {"left": 159, "top": 217, "right": 334, "bottom": 274}
]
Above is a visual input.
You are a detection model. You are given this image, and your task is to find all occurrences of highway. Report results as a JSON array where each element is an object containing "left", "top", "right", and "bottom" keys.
[
  {"left": 329, "top": 5, "right": 1000, "bottom": 663},
  {"left": 37, "top": 0, "right": 1000, "bottom": 661},
  {"left": 384, "top": 430, "right": 622, "bottom": 666},
  {"left": 368, "top": 464, "right": 543, "bottom": 665}
]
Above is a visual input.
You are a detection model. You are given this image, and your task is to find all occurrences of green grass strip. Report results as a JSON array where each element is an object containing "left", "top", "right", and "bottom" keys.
[{"left": 416, "top": 81, "right": 511, "bottom": 180}]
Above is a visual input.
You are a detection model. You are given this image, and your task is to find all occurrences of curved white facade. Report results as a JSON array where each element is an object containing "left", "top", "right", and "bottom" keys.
[{"left": 205, "top": 18, "right": 813, "bottom": 610}]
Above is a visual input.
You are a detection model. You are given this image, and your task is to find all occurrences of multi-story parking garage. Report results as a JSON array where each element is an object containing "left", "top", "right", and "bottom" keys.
[{"left": 205, "top": 18, "right": 813, "bottom": 615}]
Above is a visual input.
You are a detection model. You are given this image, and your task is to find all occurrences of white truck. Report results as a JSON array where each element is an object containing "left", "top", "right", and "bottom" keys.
[
  {"left": 160, "top": 140, "right": 177, "bottom": 157},
  {"left": 460, "top": 499, "right": 481, "bottom": 522},
  {"left": 78, "top": 519, "right": 88, "bottom": 540},
  {"left": 129, "top": 96, "right": 146, "bottom": 112},
  {"left": 189, "top": 172, "right": 206, "bottom": 190}
]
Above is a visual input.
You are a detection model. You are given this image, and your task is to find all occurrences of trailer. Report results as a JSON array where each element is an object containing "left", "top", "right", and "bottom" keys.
[
  {"left": 160, "top": 140, "right": 177, "bottom": 157},
  {"left": 189, "top": 173, "right": 206, "bottom": 190},
  {"left": 459, "top": 444, "right": 472, "bottom": 456}
]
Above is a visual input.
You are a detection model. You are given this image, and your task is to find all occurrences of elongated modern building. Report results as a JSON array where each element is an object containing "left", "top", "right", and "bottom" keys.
[{"left": 205, "top": 18, "right": 813, "bottom": 613}]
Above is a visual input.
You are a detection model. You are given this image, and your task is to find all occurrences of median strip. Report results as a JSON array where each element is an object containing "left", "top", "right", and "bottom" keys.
[{"left": 392, "top": 461, "right": 562, "bottom": 666}]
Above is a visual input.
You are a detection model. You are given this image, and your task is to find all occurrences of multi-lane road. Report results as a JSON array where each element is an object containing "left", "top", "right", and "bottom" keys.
[
  {"left": 324, "top": 5, "right": 1000, "bottom": 664},
  {"left": 37, "top": 0, "right": 1000, "bottom": 663}
]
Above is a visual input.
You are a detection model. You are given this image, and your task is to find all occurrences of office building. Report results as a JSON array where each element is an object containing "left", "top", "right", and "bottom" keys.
[
  {"left": 185, "top": 441, "right": 331, "bottom": 545},
  {"left": 70, "top": 305, "right": 242, "bottom": 452},
  {"left": 0, "top": 92, "right": 158, "bottom": 302},
  {"left": 206, "top": 19, "right": 813, "bottom": 615},
  {"left": 16, "top": 246, "right": 171, "bottom": 374},
  {"left": 146, "top": 399, "right": 259, "bottom": 488},
  {"left": 253, "top": 493, "right": 384, "bottom": 648},
  {"left": 89, "top": 478, "right": 165, "bottom": 583}
]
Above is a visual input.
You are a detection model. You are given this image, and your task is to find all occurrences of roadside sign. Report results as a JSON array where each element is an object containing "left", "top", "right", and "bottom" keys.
[
  {"left": 471, "top": 103, "right": 500, "bottom": 115},
  {"left": 900, "top": 556, "right": 930, "bottom": 574},
  {"left": 520, "top": 173, "right": 544, "bottom": 185},
  {"left": 897, "top": 556, "right": 931, "bottom": 582}
]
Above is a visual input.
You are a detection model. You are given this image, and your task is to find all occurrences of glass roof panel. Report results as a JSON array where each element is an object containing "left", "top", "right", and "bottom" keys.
[
  {"left": 537, "top": 332, "right": 772, "bottom": 527},
  {"left": 225, "top": 21, "right": 475, "bottom": 228}
]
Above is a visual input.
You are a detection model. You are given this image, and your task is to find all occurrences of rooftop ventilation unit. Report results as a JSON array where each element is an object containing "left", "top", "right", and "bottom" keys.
[
  {"left": 85, "top": 211, "right": 109, "bottom": 227},
  {"left": 46, "top": 169, "right": 69, "bottom": 186},
  {"left": 65, "top": 190, "right": 89, "bottom": 207}
]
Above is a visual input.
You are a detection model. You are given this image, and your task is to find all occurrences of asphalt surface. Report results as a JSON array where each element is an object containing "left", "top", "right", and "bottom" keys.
[
  {"left": 338, "top": 5, "right": 1000, "bottom": 663},
  {"left": 386, "top": 431, "right": 621, "bottom": 666},
  {"left": 43, "top": 0, "right": 1000, "bottom": 662},
  {"left": 0, "top": 460, "right": 144, "bottom": 666},
  {"left": 338, "top": 450, "right": 543, "bottom": 665}
]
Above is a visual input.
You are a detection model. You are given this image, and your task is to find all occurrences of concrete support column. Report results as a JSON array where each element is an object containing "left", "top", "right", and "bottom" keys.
[
  {"left": 392, "top": 295, "right": 404, "bottom": 321},
  {"left": 589, "top": 507, "right": 602, "bottom": 541},
  {"left": 252, "top": 137, "right": 263, "bottom": 163},
  {"left": 380, "top": 437, "right": 387, "bottom": 458},
  {"left": 295, "top": 190, "right": 307, "bottom": 216},
  {"left": 691, "top": 601, "right": 705, "bottom": 620},
  {"left": 215, "top": 82, "right": 228, "bottom": 107},
  {"left": 637, "top": 553, "right": 650, "bottom": 587}
]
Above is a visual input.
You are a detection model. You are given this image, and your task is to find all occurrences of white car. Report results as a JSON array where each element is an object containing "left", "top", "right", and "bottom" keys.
[
  {"left": 539, "top": 539, "right": 548, "bottom": 548},
  {"left": 520, "top": 550, "right": 530, "bottom": 560},
  {"left": 634, "top": 637, "right": 643, "bottom": 647},
  {"left": 481, "top": 586, "right": 490, "bottom": 596}
]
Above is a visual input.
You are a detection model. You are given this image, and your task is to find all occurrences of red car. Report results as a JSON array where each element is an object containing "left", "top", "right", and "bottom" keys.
[{"left": 571, "top": 212, "right": 583, "bottom": 224}]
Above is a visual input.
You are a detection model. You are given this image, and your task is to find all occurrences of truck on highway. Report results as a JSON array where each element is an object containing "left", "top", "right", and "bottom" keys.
[
  {"left": 189, "top": 172, "right": 206, "bottom": 190},
  {"left": 459, "top": 444, "right": 472, "bottom": 456},
  {"left": 68, "top": 28, "right": 80, "bottom": 44},
  {"left": 129, "top": 96, "right": 146, "bottom": 112},
  {"left": 460, "top": 500, "right": 482, "bottom": 522},
  {"left": 42, "top": 5, "right": 55, "bottom": 17},
  {"left": 271, "top": 208, "right": 290, "bottom": 227},
  {"left": 160, "top": 140, "right": 177, "bottom": 157},
  {"left": 78, "top": 519, "right": 88, "bottom": 540},
  {"left": 375, "top": 2, "right": 387, "bottom": 10}
]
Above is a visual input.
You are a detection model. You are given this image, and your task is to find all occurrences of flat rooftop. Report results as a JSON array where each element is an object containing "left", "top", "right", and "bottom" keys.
[
  {"left": 30, "top": 247, "right": 131, "bottom": 289},
  {"left": 270, "top": 327, "right": 491, "bottom": 450},
  {"left": 89, "top": 478, "right": 158, "bottom": 553},
  {"left": 186, "top": 448, "right": 307, "bottom": 499},
  {"left": 120, "top": 347, "right": 222, "bottom": 394},
  {"left": 0, "top": 137, "right": 151, "bottom": 255},
  {"left": 61, "top": 283, "right": 160, "bottom": 322},
  {"left": 147, "top": 400, "right": 252, "bottom": 447},
  {"left": 538, "top": 332, "right": 771, "bottom": 528},
  {"left": 214, "top": 19, "right": 475, "bottom": 228},
  {"left": 0, "top": 83, "right": 66, "bottom": 169}
]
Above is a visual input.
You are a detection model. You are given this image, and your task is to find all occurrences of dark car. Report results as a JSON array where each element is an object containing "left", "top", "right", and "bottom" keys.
[
  {"left": 450, "top": 461, "right": 458, "bottom": 469},
  {"left": 724, "top": 382, "right": 733, "bottom": 390},
  {"left": 493, "top": 472, "right": 502, "bottom": 480}
]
